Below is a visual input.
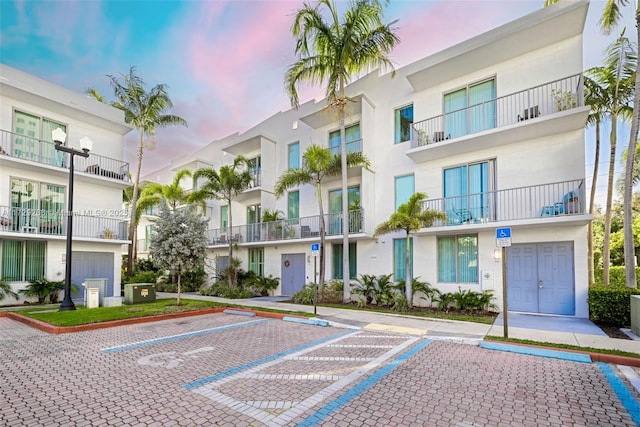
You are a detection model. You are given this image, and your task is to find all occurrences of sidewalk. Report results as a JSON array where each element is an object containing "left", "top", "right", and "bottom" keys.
[{"left": 159, "top": 293, "right": 640, "bottom": 355}]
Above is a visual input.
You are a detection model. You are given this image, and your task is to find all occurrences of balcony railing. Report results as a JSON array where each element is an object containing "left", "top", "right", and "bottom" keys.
[
  {"left": 0, "top": 129, "right": 131, "bottom": 183},
  {"left": 421, "top": 179, "right": 585, "bottom": 227},
  {"left": 411, "top": 74, "right": 583, "bottom": 148},
  {"left": 248, "top": 167, "right": 261, "bottom": 188},
  {"left": 0, "top": 206, "right": 128, "bottom": 240},
  {"left": 206, "top": 209, "right": 364, "bottom": 245},
  {"left": 329, "top": 139, "right": 362, "bottom": 156}
]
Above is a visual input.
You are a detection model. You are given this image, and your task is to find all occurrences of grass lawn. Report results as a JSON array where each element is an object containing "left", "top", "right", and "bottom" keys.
[{"left": 15, "top": 299, "right": 313, "bottom": 327}]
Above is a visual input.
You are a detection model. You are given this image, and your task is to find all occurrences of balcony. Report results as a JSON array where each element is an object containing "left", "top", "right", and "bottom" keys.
[
  {"left": 408, "top": 74, "right": 588, "bottom": 163},
  {"left": 206, "top": 209, "right": 364, "bottom": 246},
  {"left": 0, "top": 129, "right": 131, "bottom": 183},
  {"left": 0, "top": 206, "right": 129, "bottom": 242},
  {"left": 421, "top": 179, "right": 588, "bottom": 230}
]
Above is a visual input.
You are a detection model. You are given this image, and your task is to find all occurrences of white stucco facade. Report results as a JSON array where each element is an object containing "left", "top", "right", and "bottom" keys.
[
  {"left": 141, "top": 1, "right": 592, "bottom": 317},
  {"left": 0, "top": 64, "right": 132, "bottom": 305}
]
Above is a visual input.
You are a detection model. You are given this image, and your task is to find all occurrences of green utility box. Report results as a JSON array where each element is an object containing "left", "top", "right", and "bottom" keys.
[{"left": 124, "top": 283, "right": 156, "bottom": 305}]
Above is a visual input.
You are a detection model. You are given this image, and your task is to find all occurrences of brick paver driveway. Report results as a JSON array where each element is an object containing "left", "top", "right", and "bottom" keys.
[{"left": 1, "top": 313, "right": 638, "bottom": 426}]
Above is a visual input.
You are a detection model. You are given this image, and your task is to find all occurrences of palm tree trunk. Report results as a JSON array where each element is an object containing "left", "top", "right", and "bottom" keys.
[
  {"left": 405, "top": 233, "right": 412, "bottom": 308},
  {"left": 177, "top": 268, "right": 181, "bottom": 305},
  {"left": 317, "top": 181, "right": 326, "bottom": 296},
  {"left": 588, "top": 120, "right": 601, "bottom": 285},
  {"left": 127, "top": 130, "right": 145, "bottom": 278},
  {"left": 623, "top": 12, "right": 640, "bottom": 288},
  {"left": 227, "top": 195, "right": 234, "bottom": 287},
  {"left": 339, "top": 77, "right": 351, "bottom": 303},
  {"left": 603, "top": 113, "right": 618, "bottom": 286}
]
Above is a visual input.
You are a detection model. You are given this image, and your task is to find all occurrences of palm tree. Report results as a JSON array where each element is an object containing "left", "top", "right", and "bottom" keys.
[
  {"left": 373, "top": 193, "right": 446, "bottom": 308},
  {"left": 192, "top": 156, "right": 253, "bottom": 286},
  {"left": 583, "top": 76, "right": 608, "bottom": 283},
  {"left": 123, "top": 182, "right": 158, "bottom": 264},
  {"left": 0, "top": 278, "right": 18, "bottom": 302},
  {"left": 545, "top": 0, "right": 639, "bottom": 288},
  {"left": 140, "top": 169, "right": 206, "bottom": 212},
  {"left": 286, "top": 0, "right": 399, "bottom": 301},
  {"left": 588, "top": 33, "right": 634, "bottom": 286},
  {"left": 87, "top": 66, "right": 187, "bottom": 278},
  {"left": 274, "top": 144, "right": 370, "bottom": 290}
]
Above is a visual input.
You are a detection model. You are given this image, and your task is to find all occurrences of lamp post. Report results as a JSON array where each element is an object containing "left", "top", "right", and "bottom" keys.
[{"left": 52, "top": 128, "right": 92, "bottom": 311}]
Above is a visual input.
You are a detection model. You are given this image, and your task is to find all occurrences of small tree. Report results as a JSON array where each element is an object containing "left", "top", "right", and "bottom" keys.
[
  {"left": 374, "top": 193, "right": 446, "bottom": 307},
  {"left": 150, "top": 202, "right": 208, "bottom": 305}
]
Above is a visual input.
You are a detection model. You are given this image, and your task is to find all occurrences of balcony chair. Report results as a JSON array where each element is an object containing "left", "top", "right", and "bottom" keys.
[
  {"left": 518, "top": 105, "right": 540, "bottom": 122},
  {"left": 433, "top": 131, "right": 451, "bottom": 142}
]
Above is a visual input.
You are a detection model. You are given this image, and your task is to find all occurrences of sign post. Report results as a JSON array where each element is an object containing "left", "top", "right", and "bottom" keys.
[
  {"left": 496, "top": 227, "right": 511, "bottom": 338},
  {"left": 311, "top": 243, "right": 319, "bottom": 315}
]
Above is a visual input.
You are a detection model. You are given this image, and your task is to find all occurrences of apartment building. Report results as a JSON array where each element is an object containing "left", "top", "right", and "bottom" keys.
[
  {"left": 0, "top": 64, "right": 132, "bottom": 304},
  {"left": 142, "top": 0, "right": 592, "bottom": 317}
]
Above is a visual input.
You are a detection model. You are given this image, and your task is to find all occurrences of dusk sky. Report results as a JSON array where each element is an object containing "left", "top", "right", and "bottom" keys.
[{"left": 0, "top": 0, "right": 636, "bottom": 206}]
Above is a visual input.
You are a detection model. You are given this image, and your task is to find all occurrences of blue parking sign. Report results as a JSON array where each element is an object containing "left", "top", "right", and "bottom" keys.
[
  {"left": 311, "top": 243, "right": 320, "bottom": 251},
  {"left": 496, "top": 228, "right": 511, "bottom": 239}
]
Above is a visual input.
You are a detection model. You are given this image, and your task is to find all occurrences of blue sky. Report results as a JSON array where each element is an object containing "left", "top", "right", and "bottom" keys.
[{"left": 0, "top": 0, "right": 636, "bottom": 206}]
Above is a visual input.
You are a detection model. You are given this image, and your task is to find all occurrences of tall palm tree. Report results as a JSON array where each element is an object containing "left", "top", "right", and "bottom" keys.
[
  {"left": 192, "top": 156, "right": 253, "bottom": 286},
  {"left": 545, "top": 0, "right": 638, "bottom": 288},
  {"left": 123, "top": 182, "right": 157, "bottom": 263},
  {"left": 286, "top": 0, "right": 399, "bottom": 301},
  {"left": 373, "top": 193, "right": 446, "bottom": 307},
  {"left": 274, "top": 144, "right": 370, "bottom": 290},
  {"left": 87, "top": 66, "right": 187, "bottom": 278},
  {"left": 589, "top": 33, "right": 635, "bottom": 286},
  {"left": 583, "top": 76, "right": 609, "bottom": 283}
]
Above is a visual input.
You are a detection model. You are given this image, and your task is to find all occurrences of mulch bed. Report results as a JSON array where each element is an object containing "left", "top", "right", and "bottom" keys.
[{"left": 595, "top": 322, "right": 632, "bottom": 340}]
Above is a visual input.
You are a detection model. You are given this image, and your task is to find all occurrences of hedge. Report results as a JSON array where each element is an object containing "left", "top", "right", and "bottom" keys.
[{"left": 588, "top": 285, "right": 640, "bottom": 326}]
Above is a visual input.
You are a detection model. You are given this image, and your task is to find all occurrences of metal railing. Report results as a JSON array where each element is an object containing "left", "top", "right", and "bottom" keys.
[
  {"left": 0, "top": 206, "right": 128, "bottom": 240},
  {"left": 421, "top": 179, "right": 585, "bottom": 227},
  {"left": 206, "top": 209, "right": 364, "bottom": 245},
  {"left": 411, "top": 74, "right": 583, "bottom": 148},
  {"left": 329, "top": 139, "right": 362, "bottom": 156},
  {"left": 248, "top": 167, "right": 261, "bottom": 188},
  {"left": 0, "top": 129, "right": 131, "bottom": 183}
]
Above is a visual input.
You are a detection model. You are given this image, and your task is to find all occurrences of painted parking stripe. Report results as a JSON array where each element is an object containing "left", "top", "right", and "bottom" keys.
[
  {"left": 184, "top": 329, "right": 355, "bottom": 390},
  {"left": 598, "top": 362, "right": 640, "bottom": 425},
  {"left": 295, "top": 338, "right": 432, "bottom": 427},
  {"left": 101, "top": 319, "right": 271, "bottom": 354},
  {"left": 480, "top": 341, "right": 592, "bottom": 363}
]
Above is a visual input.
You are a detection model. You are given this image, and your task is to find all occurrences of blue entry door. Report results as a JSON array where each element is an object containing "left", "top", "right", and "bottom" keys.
[
  {"left": 507, "top": 243, "right": 574, "bottom": 315},
  {"left": 281, "top": 253, "right": 305, "bottom": 296}
]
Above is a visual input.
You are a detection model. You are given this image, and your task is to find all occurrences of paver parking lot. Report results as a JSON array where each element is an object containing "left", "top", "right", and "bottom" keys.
[{"left": 1, "top": 313, "right": 639, "bottom": 426}]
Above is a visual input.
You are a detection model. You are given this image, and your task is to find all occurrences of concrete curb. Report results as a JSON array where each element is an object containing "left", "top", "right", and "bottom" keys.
[{"left": 0, "top": 307, "right": 308, "bottom": 334}]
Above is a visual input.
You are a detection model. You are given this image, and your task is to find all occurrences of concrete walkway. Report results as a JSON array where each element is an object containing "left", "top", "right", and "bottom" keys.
[{"left": 159, "top": 292, "right": 640, "bottom": 355}]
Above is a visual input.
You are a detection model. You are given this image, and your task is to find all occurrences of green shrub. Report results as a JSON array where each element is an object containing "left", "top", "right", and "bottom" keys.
[
  {"left": 594, "top": 267, "right": 640, "bottom": 287},
  {"left": 292, "top": 284, "right": 317, "bottom": 305},
  {"left": 181, "top": 268, "right": 207, "bottom": 292},
  {"left": 125, "top": 271, "right": 159, "bottom": 285},
  {"left": 20, "top": 279, "right": 75, "bottom": 304},
  {"left": 588, "top": 285, "right": 640, "bottom": 326},
  {"left": 246, "top": 275, "right": 280, "bottom": 296},
  {"left": 322, "top": 280, "right": 343, "bottom": 304},
  {"left": 199, "top": 283, "right": 253, "bottom": 299},
  {"left": 0, "top": 278, "right": 18, "bottom": 302}
]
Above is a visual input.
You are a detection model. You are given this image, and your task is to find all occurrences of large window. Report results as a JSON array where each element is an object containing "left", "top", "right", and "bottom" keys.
[
  {"left": 395, "top": 174, "right": 415, "bottom": 211},
  {"left": 13, "top": 110, "right": 66, "bottom": 166},
  {"left": 220, "top": 205, "right": 229, "bottom": 230},
  {"left": 288, "top": 191, "right": 299, "bottom": 222},
  {"left": 329, "top": 123, "right": 361, "bottom": 156},
  {"left": 443, "top": 160, "right": 494, "bottom": 223},
  {"left": 1, "top": 240, "right": 46, "bottom": 281},
  {"left": 248, "top": 156, "right": 261, "bottom": 187},
  {"left": 288, "top": 142, "right": 300, "bottom": 169},
  {"left": 332, "top": 242, "right": 357, "bottom": 279},
  {"left": 10, "top": 178, "right": 65, "bottom": 233},
  {"left": 393, "top": 238, "right": 413, "bottom": 281},
  {"left": 328, "top": 186, "right": 360, "bottom": 234},
  {"left": 394, "top": 104, "right": 414, "bottom": 144},
  {"left": 248, "top": 248, "right": 264, "bottom": 276},
  {"left": 247, "top": 204, "right": 261, "bottom": 242},
  {"left": 438, "top": 235, "right": 478, "bottom": 283},
  {"left": 444, "top": 79, "right": 495, "bottom": 139}
]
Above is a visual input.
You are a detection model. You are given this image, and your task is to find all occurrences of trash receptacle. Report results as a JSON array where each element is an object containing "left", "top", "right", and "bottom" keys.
[
  {"left": 84, "top": 278, "right": 108, "bottom": 306},
  {"left": 86, "top": 288, "right": 99, "bottom": 309},
  {"left": 124, "top": 283, "right": 156, "bottom": 305}
]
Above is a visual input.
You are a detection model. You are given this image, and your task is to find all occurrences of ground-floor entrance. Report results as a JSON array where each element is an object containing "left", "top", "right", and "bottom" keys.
[
  {"left": 281, "top": 253, "right": 305, "bottom": 295},
  {"left": 71, "top": 251, "right": 114, "bottom": 301},
  {"left": 507, "top": 242, "right": 575, "bottom": 315}
]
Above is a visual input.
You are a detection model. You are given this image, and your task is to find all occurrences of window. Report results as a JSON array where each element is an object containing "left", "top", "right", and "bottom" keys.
[
  {"left": 328, "top": 186, "right": 360, "bottom": 234},
  {"left": 394, "top": 104, "right": 414, "bottom": 144},
  {"left": 395, "top": 174, "right": 415, "bottom": 211},
  {"left": 220, "top": 205, "right": 229, "bottom": 230},
  {"left": 13, "top": 110, "right": 66, "bottom": 166},
  {"left": 443, "top": 160, "right": 494, "bottom": 223},
  {"left": 288, "top": 142, "right": 300, "bottom": 169},
  {"left": 332, "top": 243, "right": 357, "bottom": 279},
  {"left": 438, "top": 235, "right": 478, "bottom": 283},
  {"left": 444, "top": 79, "right": 495, "bottom": 139},
  {"left": 249, "top": 248, "right": 264, "bottom": 276},
  {"left": 248, "top": 156, "right": 261, "bottom": 187},
  {"left": 1, "top": 240, "right": 46, "bottom": 281},
  {"left": 393, "top": 238, "right": 413, "bottom": 281},
  {"left": 288, "top": 191, "right": 299, "bottom": 222},
  {"left": 144, "top": 225, "right": 153, "bottom": 251},
  {"left": 329, "top": 123, "right": 361, "bottom": 156},
  {"left": 247, "top": 204, "right": 261, "bottom": 242},
  {"left": 10, "top": 178, "right": 65, "bottom": 233}
]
